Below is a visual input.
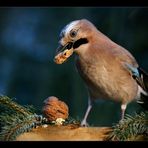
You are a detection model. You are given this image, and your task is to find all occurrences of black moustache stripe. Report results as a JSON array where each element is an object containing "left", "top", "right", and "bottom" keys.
[
  {"left": 73, "top": 38, "right": 88, "bottom": 49},
  {"left": 67, "top": 42, "right": 73, "bottom": 49}
]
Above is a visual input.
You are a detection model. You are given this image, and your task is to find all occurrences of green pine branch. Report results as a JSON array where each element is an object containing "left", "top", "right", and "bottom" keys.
[
  {"left": 0, "top": 95, "right": 48, "bottom": 141},
  {"left": 0, "top": 114, "right": 36, "bottom": 141},
  {"left": 107, "top": 111, "right": 148, "bottom": 141},
  {"left": 0, "top": 95, "right": 32, "bottom": 116},
  {"left": 64, "top": 116, "right": 80, "bottom": 125}
]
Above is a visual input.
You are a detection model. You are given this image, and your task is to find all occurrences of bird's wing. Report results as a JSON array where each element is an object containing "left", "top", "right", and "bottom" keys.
[
  {"left": 138, "top": 67, "right": 148, "bottom": 91},
  {"left": 125, "top": 63, "right": 146, "bottom": 91},
  {"left": 112, "top": 46, "right": 138, "bottom": 68},
  {"left": 112, "top": 45, "right": 147, "bottom": 91},
  {"left": 124, "top": 63, "right": 148, "bottom": 109},
  {"left": 125, "top": 63, "right": 148, "bottom": 92}
]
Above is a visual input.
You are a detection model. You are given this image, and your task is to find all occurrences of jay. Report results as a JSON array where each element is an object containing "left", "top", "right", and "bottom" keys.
[{"left": 54, "top": 19, "right": 148, "bottom": 126}]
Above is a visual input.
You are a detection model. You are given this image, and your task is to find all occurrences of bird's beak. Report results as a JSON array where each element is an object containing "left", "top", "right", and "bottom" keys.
[
  {"left": 56, "top": 43, "right": 69, "bottom": 53},
  {"left": 54, "top": 42, "right": 74, "bottom": 64}
]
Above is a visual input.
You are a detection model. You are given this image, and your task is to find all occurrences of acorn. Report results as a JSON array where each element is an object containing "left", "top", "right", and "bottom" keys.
[{"left": 42, "top": 96, "right": 69, "bottom": 122}]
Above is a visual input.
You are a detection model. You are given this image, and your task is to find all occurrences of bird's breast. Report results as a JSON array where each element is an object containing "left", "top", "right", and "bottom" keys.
[{"left": 75, "top": 56, "right": 138, "bottom": 103}]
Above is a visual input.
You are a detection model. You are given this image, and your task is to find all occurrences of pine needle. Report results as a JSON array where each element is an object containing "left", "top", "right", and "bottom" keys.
[
  {"left": 0, "top": 95, "right": 48, "bottom": 141},
  {"left": 0, "top": 113, "right": 48, "bottom": 141},
  {"left": 0, "top": 95, "right": 32, "bottom": 116},
  {"left": 107, "top": 111, "right": 148, "bottom": 141}
]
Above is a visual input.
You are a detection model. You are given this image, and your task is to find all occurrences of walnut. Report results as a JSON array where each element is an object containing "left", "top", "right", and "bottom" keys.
[
  {"left": 42, "top": 96, "right": 69, "bottom": 122},
  {"left": 54, "top": 49, "right": 73, "bottom": 64}
]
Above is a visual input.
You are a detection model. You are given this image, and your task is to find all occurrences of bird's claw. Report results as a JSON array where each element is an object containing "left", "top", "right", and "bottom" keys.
[{"left": 81, "top": 120, "right": 89, "bottom": 127}]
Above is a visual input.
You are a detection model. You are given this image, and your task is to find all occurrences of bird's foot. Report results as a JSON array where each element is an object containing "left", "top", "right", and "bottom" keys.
[
  {"left": 80, "top": 120, "right": 89, "bottom": 127},
  {"left": 119, "top": 117, "right": 125, "bottom": 123}
]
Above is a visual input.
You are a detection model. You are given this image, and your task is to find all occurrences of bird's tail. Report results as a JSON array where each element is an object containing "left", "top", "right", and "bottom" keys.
[{"left": 136, "top": 67, "right": 148, "bottom": 110}]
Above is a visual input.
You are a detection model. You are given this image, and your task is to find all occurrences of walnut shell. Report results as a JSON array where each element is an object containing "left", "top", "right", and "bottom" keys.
[
  {"left": 42, "top": 96, "right": 69, "bottom": 121},
  {"left": 54, "top": 49, "right": 73, "bottom": 64}
]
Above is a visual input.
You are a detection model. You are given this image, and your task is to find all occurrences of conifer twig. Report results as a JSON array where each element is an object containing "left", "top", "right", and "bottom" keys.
[
  {"left": 0, "top": 95, "right": 32, "bottom": 115},
  {"left": 107, "top": 112, "right": 148, "bottom": 141}
]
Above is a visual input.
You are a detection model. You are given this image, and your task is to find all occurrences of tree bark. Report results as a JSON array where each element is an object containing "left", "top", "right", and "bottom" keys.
[{"left": 16, "top": 125, "right": 112, "bottom": 141}]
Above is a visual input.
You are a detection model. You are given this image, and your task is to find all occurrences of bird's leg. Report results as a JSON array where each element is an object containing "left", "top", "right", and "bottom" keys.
[
  {"left": 81, "top": 98, "right": 92, "bottom": 127},
  {"left": 121, "top": 104, "right": 127, "bottom": 120}
]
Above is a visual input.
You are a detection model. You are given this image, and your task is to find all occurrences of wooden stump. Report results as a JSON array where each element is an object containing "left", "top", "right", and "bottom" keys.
[{"left": 16, "top": 125, "right": 112, "bottom": 141}]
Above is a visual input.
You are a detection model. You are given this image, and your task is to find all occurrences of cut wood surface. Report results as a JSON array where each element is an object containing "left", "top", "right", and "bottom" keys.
[{"left": 16, "top": 125, "right": 112, "bottom": 141}]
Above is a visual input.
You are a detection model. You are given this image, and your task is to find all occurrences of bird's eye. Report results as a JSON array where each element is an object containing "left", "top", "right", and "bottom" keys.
[{"left": 70, "top": 30, "right": 77, "bottom": 38}]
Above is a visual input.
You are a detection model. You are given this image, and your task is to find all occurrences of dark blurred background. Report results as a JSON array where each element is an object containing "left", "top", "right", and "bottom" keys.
[{"left": 0, "top": 7, "right": 148, "bottom": 126}]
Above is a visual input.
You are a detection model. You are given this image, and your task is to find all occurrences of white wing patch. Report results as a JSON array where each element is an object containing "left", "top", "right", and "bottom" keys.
[{"left": 136, "top": 85, "right": 148, "bottom": 103}]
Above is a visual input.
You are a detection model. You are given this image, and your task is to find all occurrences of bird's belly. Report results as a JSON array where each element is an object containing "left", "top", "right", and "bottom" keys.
[
  {"left": 82, "top": 68, "right": 120, "bottom": 101},
  {"left": 76, "top": 60, "right": 138, "bottom": 103}
]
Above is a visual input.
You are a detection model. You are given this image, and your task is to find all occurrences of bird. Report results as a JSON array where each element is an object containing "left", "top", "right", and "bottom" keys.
[{"left": 54, "top": 19, "right": 148, "bottom": 126}]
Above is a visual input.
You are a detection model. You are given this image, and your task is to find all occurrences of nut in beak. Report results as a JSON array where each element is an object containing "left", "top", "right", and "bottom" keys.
[{"left": 54, "top": 48, "right": 74, "bottom": 64}]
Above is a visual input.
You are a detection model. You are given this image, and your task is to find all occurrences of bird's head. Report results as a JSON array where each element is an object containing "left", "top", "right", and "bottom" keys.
[{"left": 54, "top": 19, "right": 96, "bottom": 64}]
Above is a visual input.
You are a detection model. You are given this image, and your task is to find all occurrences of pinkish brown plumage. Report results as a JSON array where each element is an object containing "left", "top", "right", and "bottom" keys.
[{"left": 54, "top": 19, "right": 148, "bottom": 126}]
